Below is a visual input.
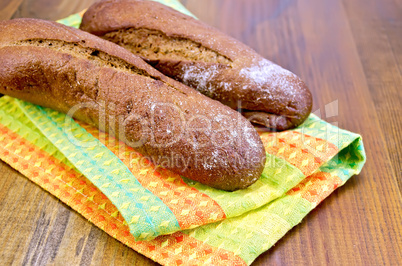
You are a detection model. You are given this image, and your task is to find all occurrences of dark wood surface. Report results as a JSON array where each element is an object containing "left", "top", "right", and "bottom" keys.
[{"left": 1, "top": 0, "right": 401, "bottom": 265}]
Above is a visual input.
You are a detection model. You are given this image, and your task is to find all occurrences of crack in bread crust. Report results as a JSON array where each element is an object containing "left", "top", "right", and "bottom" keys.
[
  {"left": 11, "top": 39, "right": 153, "bottom": 76},
  {"left": 10, "top": 39, "right": 189, "bottom": 96},
  {"left": 103, "top": 28, "right": 233, "bottom": 65}
]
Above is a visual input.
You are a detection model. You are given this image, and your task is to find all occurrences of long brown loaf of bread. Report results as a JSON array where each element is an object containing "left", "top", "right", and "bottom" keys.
[
  {"left": 80, "top": 0, "right": 313, "bottom": 131},
  {"left": 0, "top": 18, "right": 266, "bottom": 191}
]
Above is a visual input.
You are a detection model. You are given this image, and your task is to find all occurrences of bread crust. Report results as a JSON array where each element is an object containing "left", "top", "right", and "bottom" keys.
[
  {"left": 80, "top": 0, "right": 313, "bottom": 130},
  {"left": 0, "top": 18, "right": 266, "bottom": 191}
]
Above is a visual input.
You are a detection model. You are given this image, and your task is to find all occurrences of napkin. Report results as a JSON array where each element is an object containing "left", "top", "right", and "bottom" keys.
[{"left": 0, "top": 1, "right": 366, "bottom": 264}]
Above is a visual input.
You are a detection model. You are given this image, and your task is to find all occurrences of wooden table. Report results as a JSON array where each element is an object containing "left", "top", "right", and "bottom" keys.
[{"left": 1, "top": 0, "right": 401, "bottom": 265}]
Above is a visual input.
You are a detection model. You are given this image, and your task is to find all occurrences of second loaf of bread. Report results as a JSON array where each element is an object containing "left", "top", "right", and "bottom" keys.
[{"left": 80, "top": 0, "right": 313, "bottom": 131}]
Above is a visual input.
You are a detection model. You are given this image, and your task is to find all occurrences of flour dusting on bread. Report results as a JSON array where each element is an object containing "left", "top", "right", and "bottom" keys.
[
  {"left": 181, "top": 64, "right": 221, "bottom": 96},
  {"left": 240, "top": 59, "right": 297, "bottom": 96}
]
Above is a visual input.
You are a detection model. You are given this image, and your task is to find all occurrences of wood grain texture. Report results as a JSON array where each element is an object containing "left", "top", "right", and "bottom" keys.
[
  {"left": 0, "top": 0, "right": 96, "bottom": 21},
  {"left": 0, "top": 0, "right": 23, "bottom": 20},
  {"left": 0, "top": 0, "right": 401, "bottom": 265}
]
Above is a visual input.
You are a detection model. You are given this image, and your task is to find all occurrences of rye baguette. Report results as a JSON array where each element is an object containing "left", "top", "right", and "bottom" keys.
[
  {"left": 80, "top": 0, "right": 313, "bottom": 130},
  {"left": 0, "top": 18, "right": 266, "bottom": 191}
]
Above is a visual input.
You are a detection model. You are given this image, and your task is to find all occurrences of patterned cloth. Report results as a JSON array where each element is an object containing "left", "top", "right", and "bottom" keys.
[{"left": 0, "top": 1, "right": 366, "bottom": 265}]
